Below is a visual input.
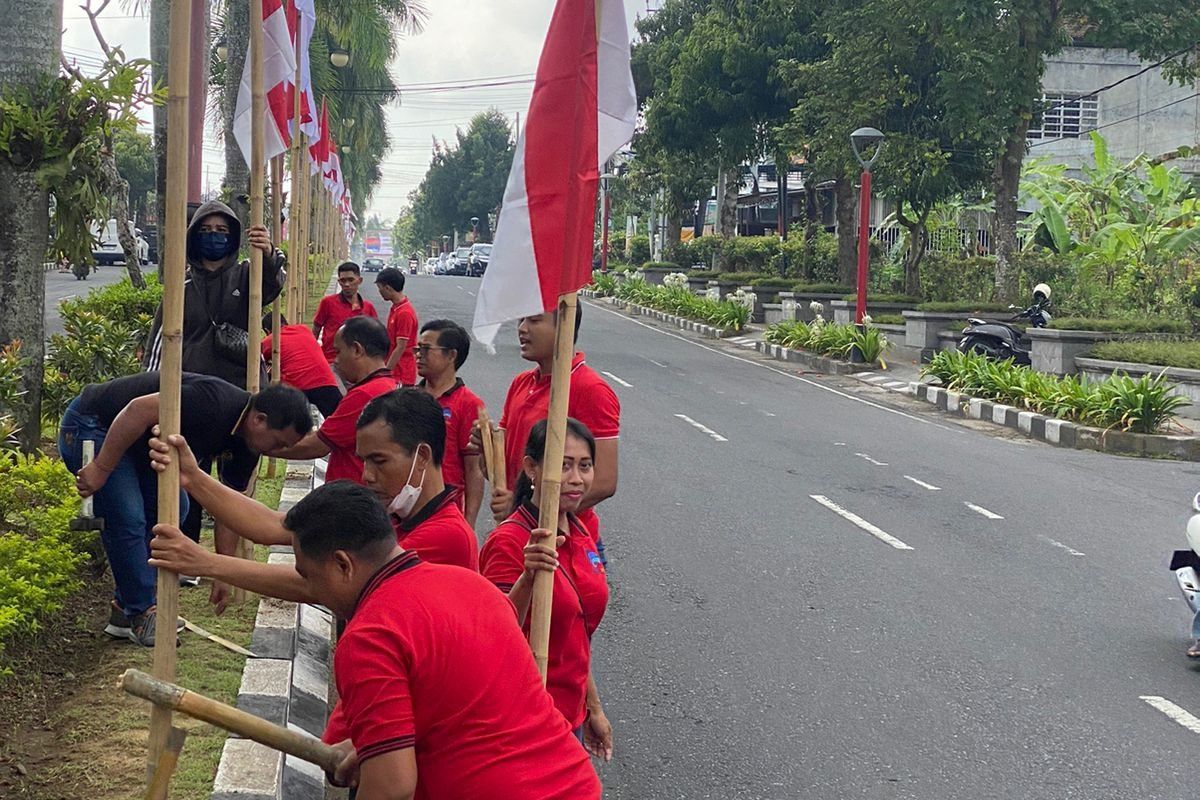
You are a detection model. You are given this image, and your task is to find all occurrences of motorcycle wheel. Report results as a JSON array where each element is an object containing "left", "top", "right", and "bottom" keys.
[{"left": 961, "top": 336, "right": 1002, "bottom": 360}]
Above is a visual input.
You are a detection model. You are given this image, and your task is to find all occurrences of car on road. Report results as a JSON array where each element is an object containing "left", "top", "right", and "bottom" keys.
[
  {"left": 467, "top": 243, "right": 492, "bottom": 277},
  {"left": 363, "top": 257, "right": 386, "bottom": 272},
  {"left": 91, "top": 218, "right": 149, "bottom": 266},
  {"left": 447, "top": 247, "right": 471, "bottom": 276}
]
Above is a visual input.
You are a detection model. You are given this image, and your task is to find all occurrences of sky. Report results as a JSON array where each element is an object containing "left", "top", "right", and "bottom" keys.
[{"left": 61, "top": 0, "right": 651, "bottom": 226}]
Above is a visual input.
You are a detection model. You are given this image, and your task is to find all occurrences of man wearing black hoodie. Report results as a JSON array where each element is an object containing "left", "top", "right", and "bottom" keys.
[
  {"left": 143, "top": 199, "right": 287, "bottom": 549},
  {"left": 143, "top": 199, "right": 286, "bottom": 390}
]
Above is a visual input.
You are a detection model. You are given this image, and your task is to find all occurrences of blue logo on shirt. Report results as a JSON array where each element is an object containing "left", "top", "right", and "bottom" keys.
[
  {"left": 442, "top": 408, "right": 452, "bottom": 419},
  {"left": 586, "top": 550, "right": 603, "bottom": 572}
]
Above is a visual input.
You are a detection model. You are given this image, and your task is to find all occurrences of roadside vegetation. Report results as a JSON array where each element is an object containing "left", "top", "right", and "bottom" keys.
[{"left": 765, "top": 319, "right": 891, "bottom": 368}]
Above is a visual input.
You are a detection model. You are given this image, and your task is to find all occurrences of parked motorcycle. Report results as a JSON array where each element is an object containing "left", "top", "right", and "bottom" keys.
[
  {"left": 1171, "top": 492, "right": 1200, "bottom": 655},
  {"left": 957, "top": 283, "right": 1052, "bottom": 365}
]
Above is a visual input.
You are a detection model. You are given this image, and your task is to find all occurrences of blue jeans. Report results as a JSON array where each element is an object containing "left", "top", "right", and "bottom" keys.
[
  {"left": 58, "top": 396, "right": 188, "bottom": 617},
  {"left": 1192, "top": 608, "right": 1200, "bottom": 640}
]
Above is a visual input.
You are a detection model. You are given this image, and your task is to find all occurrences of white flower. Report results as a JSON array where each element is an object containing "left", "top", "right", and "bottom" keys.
[
  {"left": 862, "top": 314, "right": 873, "bottom": 326},
  {"left": 809, "top": 301, "right": 824, "bottom": 315}
]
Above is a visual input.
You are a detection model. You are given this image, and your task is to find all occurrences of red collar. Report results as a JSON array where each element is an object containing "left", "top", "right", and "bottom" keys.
[
  {"left": 533, "top": 352, "right": 586, "bottom": 383},
  {"left": 350, "top": 551, "right": 421, "bottom": 617},
  {"left": 350, "top": 367, "right": 392, "bottom": 389},
  {"left": 420, "top": 377, "right": 464, "bottom": 400},
  {"left": 337, "top": 293, "right": 363, "bottom": 308}
]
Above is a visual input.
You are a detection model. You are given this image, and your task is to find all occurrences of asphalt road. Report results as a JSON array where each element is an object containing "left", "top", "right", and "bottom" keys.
[
  {"left": 42, "top": 264, "right": 131, "bottom": 338},
  {"left": 369, "top": 273, "right": 1200, "bottom": 798}
]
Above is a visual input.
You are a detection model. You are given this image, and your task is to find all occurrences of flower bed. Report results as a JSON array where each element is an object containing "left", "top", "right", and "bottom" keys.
[
  {"left": 612, "top": 273, "right": 751, "bottom": 332},
  {"left": 765, "top": 318, "right": 892, "bottom": 367},
  {"left": 923, "top": 349, "right": 1185, "bottom": 433}
]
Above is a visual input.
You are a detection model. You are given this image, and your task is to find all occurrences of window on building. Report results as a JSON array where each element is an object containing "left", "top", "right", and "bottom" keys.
[{"left": 1027, "top": 93, "right": 1099, "bottom": 139}]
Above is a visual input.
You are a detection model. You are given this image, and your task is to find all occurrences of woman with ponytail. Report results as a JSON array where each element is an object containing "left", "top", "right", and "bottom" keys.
[{"left": 480, "top": 418, "right": 613, "bottom": 763}]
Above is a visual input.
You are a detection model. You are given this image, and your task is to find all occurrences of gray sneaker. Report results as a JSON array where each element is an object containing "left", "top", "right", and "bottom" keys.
[{"left": 107, "top": 602, "right": 183, "bottom": 642}]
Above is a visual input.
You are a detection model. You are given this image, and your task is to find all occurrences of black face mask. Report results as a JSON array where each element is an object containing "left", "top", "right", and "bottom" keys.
[{"left": 197, "top": 231, "right": 233, "bottom": 261}]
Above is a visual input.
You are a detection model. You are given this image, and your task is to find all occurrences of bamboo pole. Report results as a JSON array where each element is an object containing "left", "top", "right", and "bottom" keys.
[
  {"left": 477, "top": 407, "right": 496, "bottom": 486},
  {"left": 528, "top": 292, "right": 577, "bottom": 681},
  {"left": 143, "top": 727, "right": 187, "bottom": 800},
  {"left": 494, "top": 428, "right": 507, "bottom": 493},
  {"left": 148, "top": 0, "right": 191, "bottom": 775},
  {"left": 286, "top": 44, "right": 304, "bottom": 323},
  {"left": 267, "top": 155, "right": 283, "bottom": 479},
  {"left": 121, "top": 670, "right": 341, "bottom": 773}
]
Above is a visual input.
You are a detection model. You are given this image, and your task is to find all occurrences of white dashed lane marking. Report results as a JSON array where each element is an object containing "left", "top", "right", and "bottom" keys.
[
  {"left": 903, "top": 475, "right": 941, "bottom": 491},
  {"left": 1140, "top": 696, "right": 1200, "bottom": 735},
  {"left": 674, "top": 414, "right": 728, "bottom": 442},
  {"left": 965, "top": 502, "right": 1004, "bottom": 520},
  {"left": 855, "top": 453, "right": 888, "bottom": 467},
  {"left": 810, "top": 495, "right": 914, "bottom": 551},
  {"left": 602, "top": 371, "right": 633, "bottom": 388},
  {"left": 1041, "top": 536, "right": 1085, "bottom": 557}
]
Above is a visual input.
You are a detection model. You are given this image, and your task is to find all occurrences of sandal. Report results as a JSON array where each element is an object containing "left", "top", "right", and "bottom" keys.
[{"left": 1186, "top": 640, "right": 1200, "bottom": 658}]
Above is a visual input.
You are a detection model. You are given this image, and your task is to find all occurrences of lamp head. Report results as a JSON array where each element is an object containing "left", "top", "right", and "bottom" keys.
[
  {"left": 330, "top": 47, "right": 350, "bottom": 69},
  {"left": 850, "top": 127, "right": 885, "bottom": 169}
]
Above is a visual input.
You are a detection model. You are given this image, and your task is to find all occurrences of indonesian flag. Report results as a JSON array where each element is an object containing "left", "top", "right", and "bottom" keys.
[
  {"left": 233, "top": 0, "right": 298, "bottom": 166},
  {"left": 472, "top": 0, "right": 636, "bottom": 346},
  {"left": 292, "top": 0, "right": 320, "bottom": 141},
  {"left": 309, "top": 101, "right": 330, "bottom": 175}
]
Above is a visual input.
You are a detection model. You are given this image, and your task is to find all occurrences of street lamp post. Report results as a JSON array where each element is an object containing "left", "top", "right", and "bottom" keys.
[
  {"left": 329, "top": 47, "right": 350, "bottom": 69},
  {"left": 849, "top": 127, "right": 885, "bottom": 326},
  {"left": 470, "top": 215, "right": 479, "bottom": 243},
  {"left": 600, "top": 171, "right": 616, "bottom": 273},
  {"left": 441, "top": 234, "right": 449, "bottom": 254}
]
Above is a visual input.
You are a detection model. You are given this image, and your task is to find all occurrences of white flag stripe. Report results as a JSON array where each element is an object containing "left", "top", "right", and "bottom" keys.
[
  {"left": 595, "top": 0, "right": 637, "bottom": 170},
  {"left": 233, "top": 3, "right": 297, "bottom": 166}
]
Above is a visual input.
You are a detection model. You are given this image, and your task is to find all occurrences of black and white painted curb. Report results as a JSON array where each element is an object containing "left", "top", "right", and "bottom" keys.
[
  {"left": 752, "top": 339, "right": 882, "bottom": 376},
  {"left": 912, "top": 383, "right": 1200, "bottom": 460},
  {"left": 580, "top": 290, "right": 734, "bottom": 339},
  {"left": 211, "top": 460, "right": 334, "bottom": 800}
]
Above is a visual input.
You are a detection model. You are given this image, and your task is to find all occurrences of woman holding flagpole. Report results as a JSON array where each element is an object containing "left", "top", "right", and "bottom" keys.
[{"left": 480, "top": 418, "right": 613, "bottom": 762}]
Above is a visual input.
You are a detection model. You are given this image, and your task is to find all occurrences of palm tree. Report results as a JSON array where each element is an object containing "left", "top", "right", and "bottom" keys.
[{"left": 0, "top": 0, "right": 64, "bottom": 450}]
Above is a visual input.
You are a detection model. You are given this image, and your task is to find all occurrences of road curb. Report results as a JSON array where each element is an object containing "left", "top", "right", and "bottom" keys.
[
  {"left": 752, "top": 340, "right": 879, "bottom": 375},
  {"left": 912, "top": 383, "right": 1200, "bottom": 460},
  {"left": 580, "top": 290, "right": 734, "bottom": 339},
  {"left": 211, "top": 461, "right": 333, "bottom": 800}
]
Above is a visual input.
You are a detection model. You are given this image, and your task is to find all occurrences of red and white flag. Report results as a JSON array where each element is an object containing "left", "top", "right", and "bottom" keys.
[
  {"left": 308, "top": 100, "right": 330, "bottom": 175},
  {"left": 292, "top": 0, "right": 320, "bottom": 141},
  {"left": 472, "top": 0, "right": 637, "bottom": 346},
  {"left": 233, "top": 0, "right": 298, "bottom": 165}
]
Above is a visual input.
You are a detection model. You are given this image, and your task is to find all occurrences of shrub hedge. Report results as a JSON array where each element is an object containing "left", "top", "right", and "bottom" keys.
[
  {"left": 613, "top": 275, "right": 751, "bottom": 332},
  {"left": 1090, "top": 341, "right": 1200, "bottom": 370},
  {"left": 764, "top": 319, "right": 892, "bottom": 366},
  {"left": 916, "top": 301, "right": 1013, "bottom": 313},
  {"left": 1048, "top": 317, "right": 1190, "bottom": 334}
]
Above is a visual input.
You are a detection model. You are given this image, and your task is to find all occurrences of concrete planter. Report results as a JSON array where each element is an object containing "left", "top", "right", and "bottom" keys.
[
  {"left": 832, "top": 300, "right": 918, "bottom": 326},
  {"left": 792, "top": 293, "right": 841, "bottom": 323},
  {"left": 638, "top": 268, "right": 668, "bottom": 286},
  {"left": 903, "top": 310, "right": 1009, "bottom": 361},
  {"left": 755, "top": 340, "right": 880, "bottom": 373},
  {"left": 1076, "top": 356, "right": 1200, "bottom": 413},
  {"left": 1026, "top": 328, "right": 1121, "bottom": 376},
  {"left": 737, "top": 285, "right": 764, "bottom": 323}
]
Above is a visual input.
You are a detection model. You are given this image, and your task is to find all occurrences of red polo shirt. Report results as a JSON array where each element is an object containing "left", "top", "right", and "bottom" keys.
[
  {"left": 386, "top": 297, "right": 419, "bottom": 385},
  {"left": 313, "top": 292, "right": 378, "bottom": 362},
  {"left": 317, "top": 368, "right": 398, "bottom": 484},
  {"left": 391, "top": 487, "right": 479, "bottom": 571},
  {"left": 324, "top": 553, "right": 600, "bottom": 800},
  {"left": 480, "top": 504, "right": 609, "bottom": 728},
  {"left": 425, "top": 379, "right": 484, "bottom": 495},
  {"left": 499, "top": 352, "right": 620, "bottom": 540},
  {"left": 262, "top": 325, "right": 338, "bottom": 390}
]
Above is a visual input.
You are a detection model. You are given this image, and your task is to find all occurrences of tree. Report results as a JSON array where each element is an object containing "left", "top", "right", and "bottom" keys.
[
  {"left": 0, "top": 0, "right": 61, "bottom": 449},
  {"left": 113, "top": 128, "right": 155, "bottom": 225},
  {"left": 408, "top": 111, "right": 514, "bottom": 248}
]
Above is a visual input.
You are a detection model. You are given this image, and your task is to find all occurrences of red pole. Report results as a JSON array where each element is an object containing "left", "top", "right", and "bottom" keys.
[
  {"left": 601, "top": 184, "right": 610, "bottom": 273},
  {"left": 855, "top": 168, "right": 871, "bottom": 325}
]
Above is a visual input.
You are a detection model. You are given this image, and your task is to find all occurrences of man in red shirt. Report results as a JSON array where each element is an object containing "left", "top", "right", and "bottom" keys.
[
  {"left": 283, "top": 482, "right": 600, "bottom": 798},
  {"left": 375, "top": 267, "right": 419, "bottom": 386},
  {"left": 312, "top": 262, "right": 378, "bottom": 364},
  {"left": 147, "top": 390, "right": 480, "bottom": 606},
  {"left": 416, "top": 320, "right": 485, "bottom": 526},
  {"left": 272, "top": 316, "right": 397, "bottom": 485},
  {"left": 262, "top": 314, "right": 342, "bottom": 418},
  {"left": 488, "top": 306, "right": 620, "bottom": 541}
]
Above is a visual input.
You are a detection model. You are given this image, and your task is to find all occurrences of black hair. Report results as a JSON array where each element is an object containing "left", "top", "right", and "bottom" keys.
[
  {"left": 356, "top": 388, "right": 445, "bottom": 466},
  {"left": 376, "top": 267, "right": 406, "bottom": 292},
  {"left": 284, "top": 480, "right": 394, "bottom": 559},
  {"left": 249, "top": 384, "right": 315, "bottom": 436},
  {"left": 510, "top": 417, "right": 596, "bottom": 515},
  {"left": 261, "top": 312, "right": 290, "bottom": 333},
  {"left": 337, "top": 261, "right": 361, "bottom": 276},
  {"left": 548, "top": 303, "right": 584, "bottom": 343},
  {"left": 338, "top": 316, "right": 390, "bottom": 358},
  {"left": 420, "top": 319, "right": 470, "bottom": 370}
]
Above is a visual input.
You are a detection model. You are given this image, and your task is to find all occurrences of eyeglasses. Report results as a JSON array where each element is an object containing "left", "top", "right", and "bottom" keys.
[{"left": 412, "top": 345, "right": 451, "bottom": 356}]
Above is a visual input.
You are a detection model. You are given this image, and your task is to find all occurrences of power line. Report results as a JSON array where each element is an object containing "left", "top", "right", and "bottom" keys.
[
  {"left": 1030, "top": 90, "right": 1200, "bottom": 148},
  {"left": 1040, "top": 46, "right": 1193, "bottom": 116}
]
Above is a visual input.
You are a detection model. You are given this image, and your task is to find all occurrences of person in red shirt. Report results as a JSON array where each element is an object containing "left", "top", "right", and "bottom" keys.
[
  {"left": 375, "top": 267, "right": 419, "bottom": 386},
  {"left": 486, "top": 306, "right": 620, "bottom": 551},
  {"left": 262, "top": 314, "right": 342, "bottom": 418},
  {"left": 416, "top": 320, "right": 485, "bottom": 526},
  {"left": 278, "top": 482, "right": 598, "bottom": 798},
  {"left": 480, "top": 418, "right": 612, "bottom": 762},
  {"left": 146, "top": 389, "right": 480, "bottom": 608},
  {"left": 312, "top": 262, "right": 378, "bottom": 364},
  {"left": 272, "top": 316, "right": 397, "bottom": 484}
]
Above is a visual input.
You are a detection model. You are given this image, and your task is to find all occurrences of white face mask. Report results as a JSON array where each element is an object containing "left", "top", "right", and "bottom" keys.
[{"left": 387, "top": 448, "right": 427, "bottom": 519}]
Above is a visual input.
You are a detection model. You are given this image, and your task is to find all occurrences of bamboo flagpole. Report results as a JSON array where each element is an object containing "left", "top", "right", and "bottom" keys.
[
  {"left": 528, "top": 291, "right": 577, "bottom": 680},
  {"left": 147, "top": 0, "right": 191, "bottom": 775},
  {"left": 267, "top": 154, "right": 283, "bottom": 479}
]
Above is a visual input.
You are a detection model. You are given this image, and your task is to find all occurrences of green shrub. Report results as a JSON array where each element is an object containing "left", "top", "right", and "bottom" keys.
[
  {"left": 0, "top": 342, "right": 27, "bottom": 453},
  {"left": 1048, "top": 317, "right": 1190, "bottom": 334},
  {"left": 764, "top": 319, "right": 891, "bottom": 366},
  {"left": 873, "top": 314, "right": 906, "bottom": 326},
  {"left": 0, "top": 453, "right": 92, "bottom": 659},
  {"left": 922, "top": 349, "right": 1186, "bottom": 433},
  {"left": 792, "top": 283, "right": 854, "bottom": 295},
  {"left": 1090, "top": 341, "right": 1200, "bottom": 370},
  {"left": 916, "top": 301, "right": 1013, "bottom": 313},
  {"left": 60, "top": 274, "right": 161, "bottom": 336},
  {"left": 723, "top": 236, "right": 781, "bottom": 273},
  {"left": 590, "top": 271, "right": 618, "bottom": 297},
  {"left": 42, "top": 307, "right": 145, "bottom": 422},
  {"left": 641, "top": 261, "right": 679, "bottom": 271},
  {"left": 627, "top": 234, "right": 651, "bottom": 265},
  {"left": 713, "top": 271, "right": 771, "bottom": 285},
  {"left": 920, "top": 253, "right": 996, "bottom": 304},
  {"left": 841, "top": 293, "right": 921, "bottom": 304},
  {"left": 749, "top": 277, "right": 798, "bottom": 291},
  {"left": 683, "top": 236, "right": 722, "bottom": 268},
  {"left": 613, "top": 277, "right": 750, "bottom": 332}
]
